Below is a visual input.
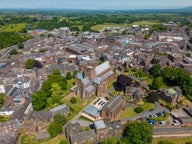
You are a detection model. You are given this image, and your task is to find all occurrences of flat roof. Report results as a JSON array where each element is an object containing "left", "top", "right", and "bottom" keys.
[
  {"left": 94, "top": 120, "right": 106, "bottom": 130},
  {"left": 83, "top": 105, "right": 100, "bottom": 117}
]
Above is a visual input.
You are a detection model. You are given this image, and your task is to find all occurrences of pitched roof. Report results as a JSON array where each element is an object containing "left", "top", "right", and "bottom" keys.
[
  {"left": 81, "top": 77, "right": 90, "bottom": 86},
  {"left": 49, "top": 104, "right": 69, "bottom": 114},
  {"left": 70, "top": 129, "right": 96, "bottom": 144},
  {"left": 85, "top": 85, "right": 94, "bottom": 93},
  {"left": 95, "top": 61, "right": 110, "bottom": 76},
  {"left": 102, "top": 95, "right": 124, "bottom": 112},
  {"left": 93, "top": 70, "right": 114, "bottom": 84}
]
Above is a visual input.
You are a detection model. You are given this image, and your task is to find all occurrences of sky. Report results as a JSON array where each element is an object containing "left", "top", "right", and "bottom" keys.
[{"left": 0, "top": 0, "right": 192, "bottom": 10}]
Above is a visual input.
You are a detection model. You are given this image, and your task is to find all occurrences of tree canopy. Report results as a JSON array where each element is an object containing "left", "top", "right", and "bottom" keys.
[
  {"left": 47, "top": 114, "right": 67, "bottom": 138},
  {"left": 151, "top": 76, "right": 164, "bottom": 90},
  {"left": 122, "top": 121, "right": 153, "bottom": 144},
  {"left": 25, "top": 59, "right": 35, "bottom": 69},
  {"left": 25, "top": 59, "right": 42, "bottom": 69},
  {"left": 32, "top": 69, "right": 71, "bottom": 111}
]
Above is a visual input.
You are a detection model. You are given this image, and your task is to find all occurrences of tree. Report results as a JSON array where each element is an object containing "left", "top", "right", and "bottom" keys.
[
  {"left": 18, "top": 42, "right": 24, "bottom": 49},
  {"left": 9, "top": 49, "right": 18, "bottom": 55},
  {"left": 149, "top": 64, "right": 161, "bottom": 77},
  {"left": 32, "top": 90, "right": 47, "bottom": 111},
  {"left": 48, "top": 114, "right": 67, "bottom": 138},
  {"left": 66, "top": 72, "right": 72, "bottom": 80},
  {"left": 135, "top": 69, "right": 147, "bottom": 77},
  {"left": 48, "top": 121, "right": 62, "bottom": 137},
  {"left": 25, "top": 59, "right": 35, "bottom": 69},
  {"left": 122, "top": 121, "right": 152, "bottom": 144},
  {"left": 134, "top": 107, "right": 144, "bottom": 113},
  {"left": 73, "top": 70, "right": 78, "bottom": 78},
  {"left": 70, "top": 97, "right": 77, "bottom": 104},
  {"left": 0, "top": 94, "right": 4, "bottom": 108},
  {"left": 122, "top": 29, "right": 127, "bottom": 35},
  {"left": 34, "top": 60, "right": 42, "bottom": 68},
  {"left": 50, "top": 83, "right": 63, "bottom": 104},
  {"left": 54, "top": 114, "right": 67, "bottom": 125},
  {"left": 103, "top": 137, "right": 118, "bottom": 144},
  {"left": 151, "top": 76, "right": 164, "bottom": 90}
]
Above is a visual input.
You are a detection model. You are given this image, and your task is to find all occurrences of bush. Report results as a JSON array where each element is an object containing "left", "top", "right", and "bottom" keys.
[
  {"left": 70, "top": 97, "right": 77, "bottom": 104},
  {"left": 134, "top": 107, "right": 144, "bottom": 113},
  {"left": 9, "top": 49, "right": 18, "bottom": 55}
]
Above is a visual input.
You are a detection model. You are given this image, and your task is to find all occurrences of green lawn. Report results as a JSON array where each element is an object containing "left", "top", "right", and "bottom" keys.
[
  {"left": 117, "top": 107, "right": 137, "bottom": 120},
  {"left": 142, "top": 103, "right": 155, "bottom": 111},
  {"left": 62, "top": 95, "right": 95, "bottom": 121},
  {"left": 153, "top": 137, "right": 192, "bottom": 144},
  {"left": 0, "top": 23, "right": 27, "bottom": 32}
]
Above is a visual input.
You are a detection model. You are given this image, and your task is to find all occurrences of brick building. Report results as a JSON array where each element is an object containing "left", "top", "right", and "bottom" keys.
[{"left": 101, "top": 95, "right": 125, "bottom": 122}]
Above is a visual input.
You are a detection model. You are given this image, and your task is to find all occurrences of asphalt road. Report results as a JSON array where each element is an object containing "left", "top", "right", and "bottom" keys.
[{"left": 153, "top": 127, "right": 192, "bottom": 135}]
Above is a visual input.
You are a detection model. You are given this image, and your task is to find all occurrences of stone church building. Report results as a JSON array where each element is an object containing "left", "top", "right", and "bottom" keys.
[{"left": 75, "top": 61, "right": 116, "bottom": 98}]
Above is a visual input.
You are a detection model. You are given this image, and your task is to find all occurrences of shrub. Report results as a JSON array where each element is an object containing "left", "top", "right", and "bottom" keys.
[
  {"left": 134, "top": 107, "right": 144, "bottom": 113},
  {"left": 70, "top": 97, "right": 77, "bottom": 104}
]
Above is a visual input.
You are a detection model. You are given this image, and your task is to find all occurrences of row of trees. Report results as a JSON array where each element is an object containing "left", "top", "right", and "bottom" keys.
[
  {"left": 32, "top": 70, "right": 73, "bottom": 110},
  {"left": 149, "top": 64, "right": 192, "bottom": 100}
]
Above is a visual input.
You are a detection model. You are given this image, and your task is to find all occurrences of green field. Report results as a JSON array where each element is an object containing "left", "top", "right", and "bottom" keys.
[
  {"left": 91, "top": 23, "right": 128, "bottom": 31},
  {"left": 132, "top": 21, "right": 160, "bottom": 26},
  {"left": 153, "top": 137, "right": 192, "bottom": 144},
  {"left": 0, "top": 23, "right": 27, "bottom": 32}
]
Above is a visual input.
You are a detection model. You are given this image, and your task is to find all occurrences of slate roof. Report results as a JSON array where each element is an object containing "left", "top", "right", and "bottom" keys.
[
  {"left": 93, "top": 70, "right": 114, "bottom": 84},
  {"left": 85, "top": 85, "right": 94, "bottom": 93},
  {"left": 70, "top": 129, "right": 96, "bottom": 144},
  {"left": 49, "top": 104, "right": 69, "bottom": 115},
  {"left": 102, "top": 95, "right": 124, "bottom": 112},
  {"left": 81, "top": 77, "right": 91, "bottom": 86},
  {"left": 0, "top": 132, "right": 18, "bottom": 144},
  {"left": 95, "top": 61, "right": 110, "bottom": 76},
  {"left": 77, "top": 73, "right": 83, "bottom": 80},
  {"left": 106, "top": 121, "right": 122, "bottom": 132}
]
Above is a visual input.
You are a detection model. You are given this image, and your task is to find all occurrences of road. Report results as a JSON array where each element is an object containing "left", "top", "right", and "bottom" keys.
[
  {"left": 153, "top": 127, "right": 192, "bottom": 137},
  {"left": 121, "top": 101, "right": 169, "bottom": 124},
  {"left": 0, "top": 45, "right": 18, "bottom": 60}
]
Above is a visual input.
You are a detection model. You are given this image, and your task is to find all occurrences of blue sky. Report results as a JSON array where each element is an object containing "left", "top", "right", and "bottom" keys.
[{"left": 0, "top": 0, "right": 191, "bottom": 10}]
